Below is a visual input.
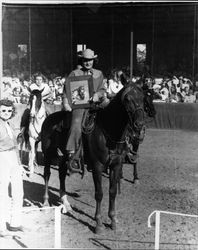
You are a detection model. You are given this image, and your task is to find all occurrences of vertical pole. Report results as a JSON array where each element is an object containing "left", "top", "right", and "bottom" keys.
[
  {"left": 54, "top": 207, "right": 61, "bottom": 248},
  {"left": 130, "top": 31, "right": 133, "bottom": 80},
  {"left": 28, "top": 7, "right": 32, "bottom": 78},
  {"left": 0, "top": 3, "right": 2, "bottom": 99},
  {"left": 70, "top": 7, "right": 73, "bottom": 72},
  {"left": 111, "top": 10, "right": 114, "bottom": 70},
  {"left": 151, "top": 7, "right": 155, "bottom": 75},
  {"left": 192, "top": 5, "right": 196, "bottom": 81},
  {"left": 154, "top": 211, "right": 160, "bottom": 250}
]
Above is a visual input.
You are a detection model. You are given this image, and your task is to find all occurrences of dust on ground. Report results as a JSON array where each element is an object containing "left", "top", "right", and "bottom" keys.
[{"left": 1, "top": 129, "right": 198, "bottom": 249}]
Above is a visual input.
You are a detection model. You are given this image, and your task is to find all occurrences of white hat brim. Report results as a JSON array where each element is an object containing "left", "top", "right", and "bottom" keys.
[{"left": 79, "top": 54, "right": 98, "bottom": 59}]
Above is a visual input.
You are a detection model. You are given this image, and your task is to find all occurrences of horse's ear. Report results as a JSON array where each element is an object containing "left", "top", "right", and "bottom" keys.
[
  {"left": 41, "top": 87, "right": 45, "bottom": 93},
  {"left": 27, "top": 86, "right": 32, "bottom": 94}
]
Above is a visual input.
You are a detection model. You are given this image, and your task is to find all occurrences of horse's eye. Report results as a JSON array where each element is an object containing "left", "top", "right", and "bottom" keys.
[{"left": 147, "top": 93, "right": 151, "bottom": 96}]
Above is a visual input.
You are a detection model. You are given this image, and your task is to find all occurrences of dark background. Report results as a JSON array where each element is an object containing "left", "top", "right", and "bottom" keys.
[{"left": 2, "top": 2, "right": 198, "bottom": 78}]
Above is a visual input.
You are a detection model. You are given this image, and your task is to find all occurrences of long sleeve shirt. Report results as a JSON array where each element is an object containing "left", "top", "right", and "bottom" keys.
[
  {"left": 62, "top": 68, "right": 106, "bottom": 109},
  {"left": 0, "top": 119, "right": 19, "bottom": 152}
]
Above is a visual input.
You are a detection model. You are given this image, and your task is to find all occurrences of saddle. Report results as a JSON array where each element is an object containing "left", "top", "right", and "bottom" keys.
[{"left": 82, "top": 109, "right": 96, "bottom": 135}]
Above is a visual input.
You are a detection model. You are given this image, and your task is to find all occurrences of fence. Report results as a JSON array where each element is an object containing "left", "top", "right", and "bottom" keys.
[
  {"left": 21, "top": 205, "right": 64, "bottom": 248},
  {"left": 148, "top": 210, "right": 198, "bottom": 250}
]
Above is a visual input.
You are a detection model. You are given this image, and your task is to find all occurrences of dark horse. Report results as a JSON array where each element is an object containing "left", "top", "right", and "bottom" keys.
[
  {"left": 40, "top": 80, "right": 156, "bottom": 233},
  {"left": 124, "top": 84, "right": 156, "bottom": 183}
]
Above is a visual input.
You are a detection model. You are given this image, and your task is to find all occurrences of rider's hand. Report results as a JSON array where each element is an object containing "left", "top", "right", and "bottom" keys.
[
  {"left": 92, "top": 93, "right": 100, "bottom": 103},
  {"left": 65, "top": 104, "right": 72, "bottom": 112}
]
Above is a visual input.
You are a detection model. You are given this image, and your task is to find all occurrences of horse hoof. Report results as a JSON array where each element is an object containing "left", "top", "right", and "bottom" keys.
[
  {"left": 110, "top": 221, "right": 117, "bottom": 231},
  {"left": 133, "top": 179, "right": 140, "bottom": 185},
  {"left": 95, "top": 225, "right": 103, "bottom": 234},
  {"left": 43, "top": 201, "right": 50, "bottom": 207}
]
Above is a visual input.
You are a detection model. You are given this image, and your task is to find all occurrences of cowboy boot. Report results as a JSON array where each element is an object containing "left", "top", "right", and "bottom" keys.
[{"left": 66, "top": 150, "right": 82, "bottom": 174}]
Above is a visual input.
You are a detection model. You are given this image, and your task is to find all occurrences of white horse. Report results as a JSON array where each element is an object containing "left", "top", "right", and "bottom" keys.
[{"left": 18, "top": 89, "right": 47, "bottom": 175}]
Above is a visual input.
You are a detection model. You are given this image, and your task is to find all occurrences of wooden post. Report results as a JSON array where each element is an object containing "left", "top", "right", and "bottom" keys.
[
  {"left": 192, "top": 5, "right": 197, "bottom": 81},
  {"left": 111, "top": 10, "right": 114, "bottom": 70},
  {"left": 130, "top": 31, "right": 133, "bottom": 80},
  {"left": 28, "top": 7, "right": 32, "bottom": 78},
  {"left": 151, "top": 7, "right": 155, "bottom": 75},
  {"left": 70, "top": 7, "right": 73, "bottom": 72},
  {"left": 0, "top": 2, "right": 2, "bottom": 99}
]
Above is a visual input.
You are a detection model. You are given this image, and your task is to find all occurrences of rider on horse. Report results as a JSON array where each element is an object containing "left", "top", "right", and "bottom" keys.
[
  {"left": 62, "top": 48, "right": 108, "bottom": 172},
  {"left": 18, "top": 73, "right": 53, "bottom": 139}
]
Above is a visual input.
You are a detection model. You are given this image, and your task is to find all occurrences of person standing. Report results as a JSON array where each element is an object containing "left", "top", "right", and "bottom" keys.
[
  {"left": 62, "top": 48, "right": 107, "bottom": 166},
  {"left": 0, "top": 99, "right": 25, "bottom": 236}
]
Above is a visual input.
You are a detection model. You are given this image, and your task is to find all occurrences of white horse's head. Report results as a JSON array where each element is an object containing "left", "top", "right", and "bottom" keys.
[{"left": 29, "top": 88, "right": 44, "bottom": 118}]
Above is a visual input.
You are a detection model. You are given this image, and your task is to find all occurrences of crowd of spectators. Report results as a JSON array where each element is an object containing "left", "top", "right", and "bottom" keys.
[
  {"left": 147, "top": 75, "right": 198, "bottom": 103},
  {"left": 105, "top": 68, "right": 198, "bottom": 103},
  {"left": 2, "top": 66, "right": 198, "bottom": 105},
  {"left": 1, "top": 68, "right": 65, "bottom": 105}
]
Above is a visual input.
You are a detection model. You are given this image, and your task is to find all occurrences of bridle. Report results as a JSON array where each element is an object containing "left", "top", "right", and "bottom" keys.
[
  {"left": 29, "top": 93, "right": 46, "bottom": 139},
  {"left": 121, "top": 84, "right": 145, "bottom": 133}
]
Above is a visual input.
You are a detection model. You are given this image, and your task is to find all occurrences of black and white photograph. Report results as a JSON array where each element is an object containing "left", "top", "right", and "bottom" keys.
[
  {"left": 66, "top": 75, "right": 93, "bottom": 108},
  {"left": 1, "top": 0, "right": 198, "bottom": 249}
]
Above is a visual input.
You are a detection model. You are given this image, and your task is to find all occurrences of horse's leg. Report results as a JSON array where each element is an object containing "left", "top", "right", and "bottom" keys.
[
  {"left": 132, "top": 142, "right": 140, "bottom": 184},
  {"left": 34, "top": 140, "right": 39, "bottom": 168},
  {"left": 59, "top": 158, "right": 72, "bottom": 214},
  {"left": 43, "top": 158, "right": 51, "bottom": 207},
  {"left": 29, "top": 137, "right": 35, "bottom": 175},
  {"left": 19, "top": 139, "right": 24, "bottom": 164},
  {"left": 108, "top": 157, "right": 122, "bottom": 231},
  {"left": 92, "top": 162, "right": 103, "bottom": 234}
]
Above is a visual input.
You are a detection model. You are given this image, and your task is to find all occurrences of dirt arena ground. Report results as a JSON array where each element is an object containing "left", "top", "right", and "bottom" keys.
[{"left": 1, "top": 128, "right": 198, "bottom": 249}]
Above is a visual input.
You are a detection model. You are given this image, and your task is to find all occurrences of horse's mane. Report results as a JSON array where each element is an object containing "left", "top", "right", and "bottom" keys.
[{"left": 96, "top": 82, "right": 142, "bottom": 143}]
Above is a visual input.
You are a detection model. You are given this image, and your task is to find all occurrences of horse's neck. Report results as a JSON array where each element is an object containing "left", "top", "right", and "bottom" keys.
[
  {"left": 97, "top": 99, "right": 128, "bottom": 141},
  {"left": 36, "top": 102, "right": 47, "bottom": 119}
]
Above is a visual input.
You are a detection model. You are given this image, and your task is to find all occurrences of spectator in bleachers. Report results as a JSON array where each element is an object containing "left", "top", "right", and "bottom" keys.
[
  {"left": 159, "top": 80, "right": 169, "bottom": 102},
  {"left": 106, "top": 68, "right": 124, "bottom": 99},
  {"left": 183, "top": 87, "right": 196, "bottom": 103},
  {"left": 193, "top": 79, "right": 198, "bottom": 96},
  {"left": 20, "top": 94, "right": 29, "bottom": 105},
  {"left": 169, "top": 84, "right": 184, "bottom": 103},
  {"left": 1, "top": 82, "right": 13, "bottom": 100},
  {"left": 45, "top": 80, "right": 56, "bottom": 104},
  {"left": 172, "top": 76, "right": 181, "bottom": 93},
  {"left": 29, "top": 73, "right": 52, "bottom": 101},
  {"left": 21, "top": 80, "right": 30, "bottom": 97},
  {"left": 181, "top": 85, "right": 190, "bottom": 100},
  {"left": 12, "top": 86, "right": 22, "bottom": 104},
  {"left": 153, "top": 84, "right": 163, "bottom": 102}
]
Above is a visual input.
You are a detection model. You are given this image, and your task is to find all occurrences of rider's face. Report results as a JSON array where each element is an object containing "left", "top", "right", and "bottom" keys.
[{"left": 82, "top": 59, "right": 94, "bottom": 70}]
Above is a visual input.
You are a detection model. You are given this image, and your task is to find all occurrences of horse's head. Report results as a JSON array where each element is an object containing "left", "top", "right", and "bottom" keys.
[
  {"left": 121, "top": 83, "right": 145, "bottom": 137},
  {"left": 78, "top": 86, "right": 85, "bottom": 100},
  {"left": 142, "top": 85, "right": 156, "bottom": 118},
  {"left": 29, "top": 89, "right": 43, "bottom": 118}
]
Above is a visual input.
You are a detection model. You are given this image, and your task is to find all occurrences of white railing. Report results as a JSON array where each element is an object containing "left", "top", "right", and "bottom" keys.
[
  {"left": 148, "top": 210, "right": 198, "bottom": 250},
  {"left": 22, "top": 205, "right": 64, "bottom": 248}
]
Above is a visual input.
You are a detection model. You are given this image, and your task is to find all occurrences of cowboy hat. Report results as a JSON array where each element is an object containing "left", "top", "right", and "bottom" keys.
[{"left": 79, "top": 49, "right": 98, "bottom": 59}]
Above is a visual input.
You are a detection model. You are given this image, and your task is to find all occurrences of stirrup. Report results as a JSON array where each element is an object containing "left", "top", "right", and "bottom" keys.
[
  {"left": 68, "top": 158, "right": 82, "bottom": 174},
  {"left": 125, "top": 152, "right": 138, "bottom": 164}
]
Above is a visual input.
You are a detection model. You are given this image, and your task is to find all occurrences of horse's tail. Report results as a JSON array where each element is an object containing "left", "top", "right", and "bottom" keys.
[
  {"left": 17, "top": 128, "right": 30, "bottom": 151},
  {"left": 118, "top": 177, "right": 122, "bottom": 195}
]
